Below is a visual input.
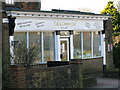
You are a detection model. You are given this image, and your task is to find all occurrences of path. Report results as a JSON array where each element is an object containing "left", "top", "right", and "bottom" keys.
[{"left": 90, "top": 76, "right": 120, "bottom": 89}]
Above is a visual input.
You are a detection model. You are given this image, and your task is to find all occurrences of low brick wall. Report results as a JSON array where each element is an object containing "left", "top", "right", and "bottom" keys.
[
  {"left": 9, "top": 61, "right": 83, "bottom": 88},
  {"left": 71, "top": 57, "right": 103, "bottom": 76},
  {"left": 9, "top": 65, "right": 26, "bottom": 88},
  {"left": 82, "top": 57, "right": 103, "bottom": 75}
]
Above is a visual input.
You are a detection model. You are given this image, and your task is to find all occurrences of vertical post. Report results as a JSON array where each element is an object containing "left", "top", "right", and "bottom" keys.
[
  {"left": 81, "top": 32, "right": 83, "bottom": 59},
  {"left": 91, "top": 32, "right": 93, "bottom": 57},
  {"left": 69, "top": 31, "right": 73, "bottom": 59},
  {"left": 41, "top": 32, "right": 44, "bottom": 62},
  {"left": 26, "top": 32, "right": 29, "bottom": 49},
  {"left": 0, "top": 2, "right": 2, "bottom": 89},
  {"left": 55, "top": 31, "right": 60, "bottom": 61},
  {"left": 103, "top": 34, "right": 107, "bottom": 70},
  {"left": 101, "top": 30, "right": 107, "bottom": 71}
]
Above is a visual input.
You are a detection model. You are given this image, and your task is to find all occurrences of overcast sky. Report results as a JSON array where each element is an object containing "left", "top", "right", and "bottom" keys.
[{"left": 41, "top": 0, "right": 119, "bottom": 13}]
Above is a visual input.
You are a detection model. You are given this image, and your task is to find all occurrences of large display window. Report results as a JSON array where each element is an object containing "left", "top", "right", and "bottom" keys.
[
  {"left": 73, "top": 32, "right": 82, "bottom": 59},
  {"left": 43, "top": 32, "right": 54, "bottom": 62},
  {"left": 73, "top": 31, "right": 101, "bottom": 59},
  {"left": 83, "top": 32, "right": 92, "bottom": 58}
]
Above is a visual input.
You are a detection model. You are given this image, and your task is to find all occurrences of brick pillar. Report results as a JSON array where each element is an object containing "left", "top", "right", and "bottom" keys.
[
  {"left": 105, "top": 18, "right": 115, "bottom": 69},
  {"left": 70, "top": 59, "right": 83, "bottom": 88},
  {"left": 2, "top": 11, "right": 10, "bottom": 88},
  {"left": 9, "top": 65, "right": 26, "bottom": 88}
]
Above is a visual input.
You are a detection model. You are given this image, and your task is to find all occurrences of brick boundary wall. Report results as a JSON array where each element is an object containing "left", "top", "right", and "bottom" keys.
[
  {"left": 9, "top": 58, "right": 103, "bottom": 88},
  {"left": 9, "top": 61, "right": 83, "bottom": 88},
  {"left": 72, "top": 57, "right": 103, "bottom": 76}
]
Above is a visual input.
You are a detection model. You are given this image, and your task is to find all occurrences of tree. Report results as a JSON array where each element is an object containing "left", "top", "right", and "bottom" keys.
[{"left": 101, "top": 1, "right": 120, "bottom": 36}]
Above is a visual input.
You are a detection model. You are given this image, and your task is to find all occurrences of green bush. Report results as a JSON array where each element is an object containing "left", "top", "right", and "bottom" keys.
[{"left": 10, "top": 42, "right": 39, "bottom": 65}]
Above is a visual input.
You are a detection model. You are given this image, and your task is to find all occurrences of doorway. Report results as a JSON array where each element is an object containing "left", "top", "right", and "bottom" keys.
[{"left": 60, "top": 38, "right": 69, "bottom": 61}]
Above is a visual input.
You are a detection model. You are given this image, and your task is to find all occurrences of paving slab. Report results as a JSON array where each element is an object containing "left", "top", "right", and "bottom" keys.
[{"left": 90, "top": 77, "right": 120, "bottom": 89}]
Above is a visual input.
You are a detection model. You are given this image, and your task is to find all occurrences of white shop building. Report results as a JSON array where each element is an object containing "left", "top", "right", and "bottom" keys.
[{"left": 8, "top": 9, "right": 110, "bottom": 64}]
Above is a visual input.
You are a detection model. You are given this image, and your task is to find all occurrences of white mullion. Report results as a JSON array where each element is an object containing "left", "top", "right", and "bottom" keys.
[
  {"left": 70, "top": 34, "right": 73, "bottom": 59},
  {"left": 100, "top": 31, "right": 104, "bottom": 56},
  {"left": 26, "top": 32, "right": 29, "bottom": 49},
  {"left": 54, "top": 32, "right": 57, "bottom": 61},
  {"left": 103, "top": 34, "right": 106, "bottom": 65},
  {"left": 81, "top": 32, "right": 83, "bottom": 59},
  {"left": 56, "top": 34, "right": 60, "bottom": 61},
  {"left": 67, "top": 39, "right": 69, "bottom": 61},
  {"left": 91, "top": 32, "right": 94, "bottom": 57},
  {"left": 41, "top": 32, "right": 44, "bottom": 62}
]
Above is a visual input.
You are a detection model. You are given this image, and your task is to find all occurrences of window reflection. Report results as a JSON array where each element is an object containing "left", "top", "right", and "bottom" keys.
[
  {"left": 43, "top": 32, "right": 54, "bottom": 62},
  {"left": 93, "top": 31, "right": 101, "bottom": 57},
  {"left": 60, "top": 31, "right": 69, "bottom": 36},
  {"left": 83, "top": 32, "right": 92, "bottom": 58},
  {"left": 73, "top": 32, "right": 82, "bottom": 59},
  {"left": 29, "top": 32, "right": 42, "bottom": 63}
]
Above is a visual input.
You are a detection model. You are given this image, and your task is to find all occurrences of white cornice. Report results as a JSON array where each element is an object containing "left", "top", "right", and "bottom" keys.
[{"left": 6, "top": 11, "right": 111, "bottom": 20}]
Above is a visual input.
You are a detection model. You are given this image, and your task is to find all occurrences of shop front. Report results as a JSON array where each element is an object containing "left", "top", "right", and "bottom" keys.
[{"left": 7, "top": 10, "right": 110, "bottom": 64}]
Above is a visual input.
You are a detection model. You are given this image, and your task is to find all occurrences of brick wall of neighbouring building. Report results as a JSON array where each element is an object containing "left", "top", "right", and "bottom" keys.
[
  {"left": 105, "top": 19, "right": 115, "bottom": 69},
  {"left": 0, "top": 2, "right": 2, "bottom": 89},
  {"left": 2, "top": 11, "right": 10, "bottom": 88}
]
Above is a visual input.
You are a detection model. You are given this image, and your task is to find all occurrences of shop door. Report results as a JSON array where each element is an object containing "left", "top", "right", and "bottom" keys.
[{"left": 60, "top": 38, "right": 69, "bottom": 61}]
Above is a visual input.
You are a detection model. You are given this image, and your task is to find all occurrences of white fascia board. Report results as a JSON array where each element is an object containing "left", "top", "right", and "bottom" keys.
[{"left": 6, "top": 11, "right": 111, "bottom": 20}]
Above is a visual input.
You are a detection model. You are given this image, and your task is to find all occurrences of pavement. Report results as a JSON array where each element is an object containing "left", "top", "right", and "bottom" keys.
[{"left": 89, "top": 76, "right": 120, "bottom": 89}]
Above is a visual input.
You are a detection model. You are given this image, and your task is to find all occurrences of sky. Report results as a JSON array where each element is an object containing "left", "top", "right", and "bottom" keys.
[{"left": 41, "top": 0, "right": 119, "bottom": 14}]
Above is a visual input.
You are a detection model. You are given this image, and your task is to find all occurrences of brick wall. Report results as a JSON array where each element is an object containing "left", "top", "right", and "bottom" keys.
[
  {"left": 9, "top": 62, "right": 83, "bottom": 88},
  {"left": 2, "top": 11, "right": 10, "bottom": 88},
  {"left": 9, "top": 59, "right": 102, "bottom": 88},
  {"left": 105, "top": 19, "right": 114, "bottom": 69},
  {"left": 82, "top": 57, "right": 103, "bottom": 75},
  {"left": 71, "top": 57, "right": 103, "bottom": 76},
  {"left": 9, "top": 65, "right": 26, "bottom": 88}
]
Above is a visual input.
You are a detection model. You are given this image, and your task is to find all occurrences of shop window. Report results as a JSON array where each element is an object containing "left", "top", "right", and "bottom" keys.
[
  {"left": 13, "top": 32, "right": 27, "bottom": 64},
  {"left": 73, "top": 32, "right": 82, "bottom": 59},
  {"left": 14, "top": 32, "right": 27, "bottom": 46},
  {"left": 83, "top": 32, "right": 92, "bottom": 58},
  {"left": 29, "top": 32, "right": 42, "bottom": 63},
  {"left": 93, "top": 31, "right": 101, "bottom": 57},
  {"left": 43, "top": 32, "right": 54, "bottom": 62}
]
